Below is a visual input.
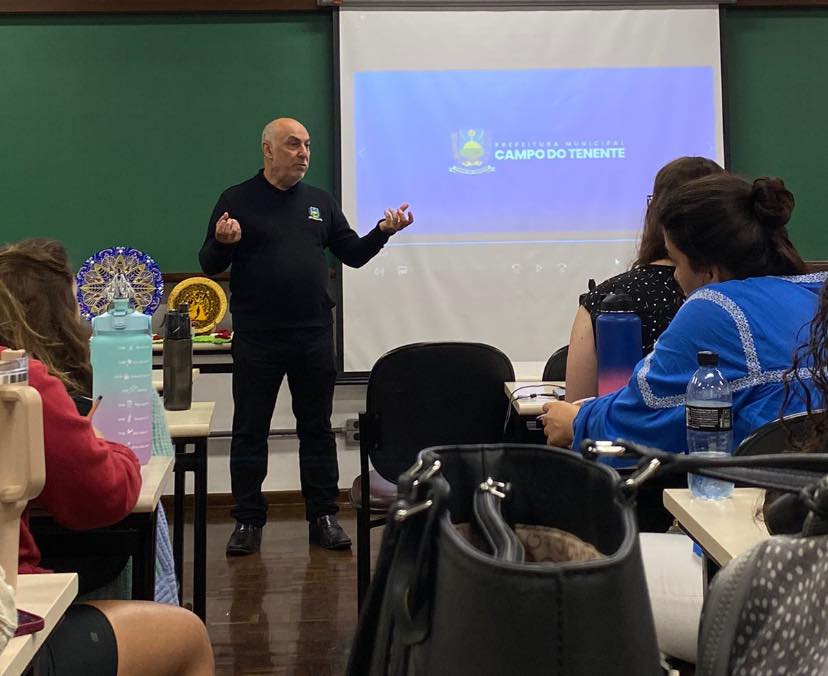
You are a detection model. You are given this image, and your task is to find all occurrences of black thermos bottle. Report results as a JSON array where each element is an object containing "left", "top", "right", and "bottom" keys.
[{"left": 162, "top": 304, "right": 193, "bottom": 411}]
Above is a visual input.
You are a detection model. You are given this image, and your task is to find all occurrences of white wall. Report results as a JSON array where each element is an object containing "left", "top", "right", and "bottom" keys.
[{"left": 164, "top": 373, "right": 367, "bottom": 497}]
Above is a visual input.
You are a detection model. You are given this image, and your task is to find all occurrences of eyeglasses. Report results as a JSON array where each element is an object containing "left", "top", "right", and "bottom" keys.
[{"left": 646, "top": 194, "right": 653, "bottom": 206}]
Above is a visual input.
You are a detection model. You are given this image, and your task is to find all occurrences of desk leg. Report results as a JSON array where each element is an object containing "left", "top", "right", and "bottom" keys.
[
  {"left": 132, "top": 509, "right": 158, "bottom": 601},
  {"left": 193, "top": 439, "right": 208, "bottom": 622},
  {"left": 676, "top": 524, "right": 722, "bottom": 598},
  {"left": 173, "top": 446, "right": 186, "bottom": 606},
  {"left": 172, "top": 437, "right": 208, "bottom": 622},
  {"left": 703, "top": 554, "right": 720, "bottom": 593}
]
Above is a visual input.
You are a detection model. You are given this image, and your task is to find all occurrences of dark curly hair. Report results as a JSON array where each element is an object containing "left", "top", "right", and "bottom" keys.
[
  {"left": 658, "top": 174, "right": 806, "bottom": 279},
  {"left": 762, "top": 290, "right": 828, "bottom": 530},
  {"left": 782, "top": 281, "right": 828, "bottom": 452}
]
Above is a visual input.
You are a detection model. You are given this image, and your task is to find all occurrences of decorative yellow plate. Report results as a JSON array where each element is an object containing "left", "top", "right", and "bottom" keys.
[{"left": 167, "top": 277, "right": 228, "bottom": 335}]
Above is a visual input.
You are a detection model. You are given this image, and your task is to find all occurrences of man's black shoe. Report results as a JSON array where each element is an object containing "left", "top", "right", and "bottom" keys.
[
  {"left": 309, "top": 515, "right": 352, "bottom": 550},
  {"left": 226, "top": 522, "right": 262, "bottom": 557}
]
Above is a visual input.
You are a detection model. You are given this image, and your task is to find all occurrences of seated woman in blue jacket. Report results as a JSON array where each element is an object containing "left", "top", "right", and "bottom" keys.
[{"left": 541, "top": 173, "right": 824, "bottom": 454}]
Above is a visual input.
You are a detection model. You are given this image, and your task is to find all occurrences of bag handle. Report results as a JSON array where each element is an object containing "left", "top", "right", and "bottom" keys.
[
  {"left": 581, "top": 439, "right": 828, "bottom": 494},
  {"left": 473, "top": 478, "right": 526, "bottom": 563},
  {"left": 582, "top": 439, "right": 828, "bottom": 537},
  {"left": 347, "top": 451, "right": 448, "bottom": 676}
]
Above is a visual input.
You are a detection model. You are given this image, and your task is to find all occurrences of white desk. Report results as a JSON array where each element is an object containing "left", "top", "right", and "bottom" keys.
[
  {"left": 163, "top": 401, "right": 214, "bottom": 438},
  {"left": 0, "top": 573, "right": 78, "bottom": 676},
  {"left": 664, "top": 488, "right": 770, "bottom": 567},
  {"left": 151, "top": 368, "right": 200, "bottom": 393},
  {"left": 504, "top": 381, "right": 566, "bottom": 417},
  {"left": 135, "top": 456, "right": 174, "bottom": 513},
  {"left": 27, "top": 457, "right": 173, "bottom": 604}
]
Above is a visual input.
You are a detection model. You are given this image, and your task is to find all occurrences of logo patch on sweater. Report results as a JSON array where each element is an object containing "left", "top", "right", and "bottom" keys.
[{"left": 308, "top": 206, "right": 322, "bottom": 222}]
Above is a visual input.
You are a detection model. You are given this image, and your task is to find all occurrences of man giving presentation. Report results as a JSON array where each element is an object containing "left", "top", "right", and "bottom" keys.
[{"left": 200, "top": 117, "right": 413, "bottom": 556}]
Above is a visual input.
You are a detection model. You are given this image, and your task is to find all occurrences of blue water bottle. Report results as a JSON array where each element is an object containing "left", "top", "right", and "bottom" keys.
[
  {"left": 595, "top": 291, "right": 643, "bottom": 396},
  {"left": 90, "top": 295, "right": 153, "bottom": 464},
  {"left": 686, "top": 351, "right": 734, "bottom": 499}
]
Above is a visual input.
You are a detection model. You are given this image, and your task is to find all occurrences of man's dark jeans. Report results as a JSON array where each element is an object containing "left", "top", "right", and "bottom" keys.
[{"left": 229, "top": 326, "right": 339, "bottom": 526}]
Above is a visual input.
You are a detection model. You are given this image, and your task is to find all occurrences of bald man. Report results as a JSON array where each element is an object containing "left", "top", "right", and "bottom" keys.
[{"left": 200, "top": 118, "right": 413, "bottom": 556}]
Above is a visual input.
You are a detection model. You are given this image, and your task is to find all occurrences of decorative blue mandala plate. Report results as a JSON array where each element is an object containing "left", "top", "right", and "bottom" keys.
[{"left": 76, "top": 247, "right": 164, "bottom": 321}]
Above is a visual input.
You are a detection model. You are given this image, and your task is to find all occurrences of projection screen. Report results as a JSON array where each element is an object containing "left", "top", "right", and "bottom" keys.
[{"left": 338, "top": 6, "right": 725, "bottom": 373}]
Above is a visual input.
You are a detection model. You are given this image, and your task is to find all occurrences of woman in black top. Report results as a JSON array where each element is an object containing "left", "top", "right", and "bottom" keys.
[
  {"left": 565, "top": 156, "right": 724, "bottom": 402},
  {"left": 579, "top": 265, "right": 679, "bottom": 357}
]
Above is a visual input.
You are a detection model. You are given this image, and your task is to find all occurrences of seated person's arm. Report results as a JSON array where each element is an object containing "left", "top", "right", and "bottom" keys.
[
  {"left": 544, "top": 298, "right": 730, "bottom": 451},
  {"left": 570, "top": 299, "right": 716, "bottom": 453},
  {"left": 30, "top": 360, "right": 142, "bottom": 530},
  {"left": 541, "top": 399, "right": 582, "bottom": 447},
  {"left": 565, "top": 305, "right": 598, "bottom": 403}
]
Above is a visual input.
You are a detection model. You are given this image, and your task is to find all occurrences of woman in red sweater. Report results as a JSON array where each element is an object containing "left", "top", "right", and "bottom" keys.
[
  {"left": 16, "top": 352, "right": 142, "bottom": 575},
  {"left": 0, "top": 285, "right": 213, "bottom": 673},
  {"left": 0, "top": 238, "right": 177, "bottom": 601}
]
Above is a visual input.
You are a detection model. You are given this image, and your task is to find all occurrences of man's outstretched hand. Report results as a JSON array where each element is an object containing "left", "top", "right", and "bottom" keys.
[{"left": 379, "top": 203, "right": 414, "bottom": 234}]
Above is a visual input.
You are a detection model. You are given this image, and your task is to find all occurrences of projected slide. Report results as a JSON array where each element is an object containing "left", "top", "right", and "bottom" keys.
[{"left": 354, "top": 67, "right": 715, "bottom": 240}]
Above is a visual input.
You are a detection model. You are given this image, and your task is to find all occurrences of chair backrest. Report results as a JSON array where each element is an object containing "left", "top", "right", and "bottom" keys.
[
  {"left": 362, "top": 342, "right": 515, "bottom": 483},
  {"left": 735, "top": 409, "right": 828, "bottom": 456},
  {"left": 0, "top": 351, "right": 46, "bottom": 590},
  {"left": 542, "top": 345, "right": 568, "bottom": 382}
]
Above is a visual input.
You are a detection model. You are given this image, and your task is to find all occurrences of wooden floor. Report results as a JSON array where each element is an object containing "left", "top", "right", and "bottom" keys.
[
  {"left": 179, "top": 503, "right": 381, "bottom": 676},
  {"left": 180, "top": 505, "right": 695, "bottom": 676}
]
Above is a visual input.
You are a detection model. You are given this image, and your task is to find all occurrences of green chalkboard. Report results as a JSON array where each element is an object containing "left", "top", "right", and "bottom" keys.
[
  {"left": 0, "top": 13, "right": 334, "bottom": 272},
  {"left": 724, "top": 8, "right": 828, "bottom": 259}
]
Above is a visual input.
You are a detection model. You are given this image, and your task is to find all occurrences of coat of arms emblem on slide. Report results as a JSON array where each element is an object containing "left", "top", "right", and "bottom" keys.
[{"left": 450, "top": 129, "right": 495, "bottom": 175}]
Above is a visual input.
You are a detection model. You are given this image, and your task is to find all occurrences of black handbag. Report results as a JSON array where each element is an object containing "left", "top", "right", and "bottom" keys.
[{"left": 347, "top": 443, "right": 664, "bottom": 676}]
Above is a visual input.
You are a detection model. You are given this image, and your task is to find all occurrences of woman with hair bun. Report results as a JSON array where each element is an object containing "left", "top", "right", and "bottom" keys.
[
  {"left": 566, "top": 156, "right": 724, "bottom": 403},
  {"left": 542, "top": 173, "right": 826, "bottom": 664},
  {"left": 542, "top": 173, "right": 824, "bottom": 457}
]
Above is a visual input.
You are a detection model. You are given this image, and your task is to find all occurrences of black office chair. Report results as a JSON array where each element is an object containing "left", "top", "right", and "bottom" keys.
[
  {"left": 349, "top": 342, "right": 515, "bottom": 607},
  {"left": 542, "top": 345, "right": 568, "bottom": 382},
  {"left": 736, "top": 409, "right": 828, "bottom": 456}
]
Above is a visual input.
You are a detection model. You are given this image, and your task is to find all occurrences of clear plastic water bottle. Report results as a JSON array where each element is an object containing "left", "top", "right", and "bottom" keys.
[
  {"left": 90, "top": 296, "right": 153, "bottom": 464},
  {"left": 595, "top": 290, "right": 643, "bottom": 396},
  {"left": 686, "top": 350, "right": 734, "bottom": 499}
]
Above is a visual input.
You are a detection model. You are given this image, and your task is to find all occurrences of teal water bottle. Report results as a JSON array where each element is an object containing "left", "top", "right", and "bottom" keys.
[{"left": 90, "top": 296, "right": 153, "bottom": 464}]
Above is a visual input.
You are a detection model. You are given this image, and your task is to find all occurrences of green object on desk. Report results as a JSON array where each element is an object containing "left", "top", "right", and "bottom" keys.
[{"left": 193, "top": 335, "right": 231, "bottom": 345}]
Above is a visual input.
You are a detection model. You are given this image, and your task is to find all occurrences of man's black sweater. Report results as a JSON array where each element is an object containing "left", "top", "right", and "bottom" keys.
[{"left": 199, "top": 171, "right": 390, "bottom": 332}]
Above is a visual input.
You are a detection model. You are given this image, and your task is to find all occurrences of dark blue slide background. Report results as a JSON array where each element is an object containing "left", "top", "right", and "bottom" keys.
[{"left": 354, "top": 67, "right": 715, "bottom": 238}]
